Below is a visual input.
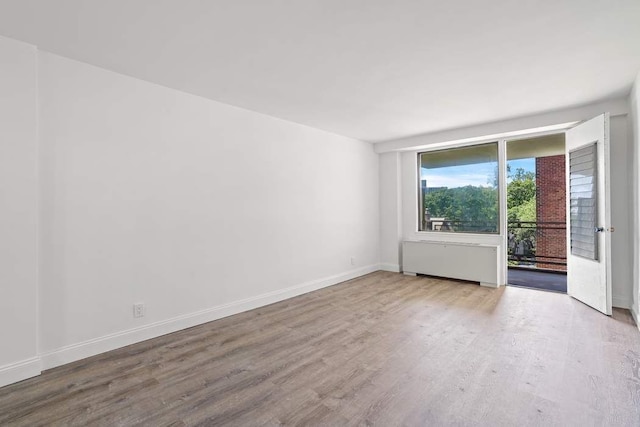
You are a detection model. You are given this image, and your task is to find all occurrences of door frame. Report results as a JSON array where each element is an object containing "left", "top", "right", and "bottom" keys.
[{"left": 500, "top": 129, "right": 570, "bottom": 288}]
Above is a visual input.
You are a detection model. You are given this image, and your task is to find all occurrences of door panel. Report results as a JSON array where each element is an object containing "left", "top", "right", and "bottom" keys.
[{"left": 565, "top": 114, "right": 611, "bottom": 315}]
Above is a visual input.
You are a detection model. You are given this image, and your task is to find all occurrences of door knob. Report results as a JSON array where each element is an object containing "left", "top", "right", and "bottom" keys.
[{"left": 595, "top": 227, "right": 604, "bottom": 233}]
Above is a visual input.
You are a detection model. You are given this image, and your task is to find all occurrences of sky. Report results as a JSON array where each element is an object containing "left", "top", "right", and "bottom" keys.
[
  {"left": 508, "top": 158, "right": 535, "bottom": 181},
  {"left": 421, "top": 158, "right": 535, "bottom": 188}
]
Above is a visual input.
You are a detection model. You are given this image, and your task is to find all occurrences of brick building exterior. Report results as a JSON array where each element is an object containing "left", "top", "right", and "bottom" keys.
[{"left": 535, "top": 155, "right": 566, "bottom": 270}]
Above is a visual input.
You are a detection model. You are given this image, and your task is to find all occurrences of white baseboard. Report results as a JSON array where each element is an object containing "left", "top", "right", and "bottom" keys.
[
  {"left": 612, "top": 296, "right": 631, "bottom": 309},
  {"left": 631, "top": 306, "right": 639, "bottom": 330},
  {"left": 40, "top": 264, "right": 380, "bottom": 370},
  {"left": 0, "top": 357, "right": 41, "bottom": 388},
  {"left": 379, "top": 263, "right": 400, "bottom": 272},
  {"left": 480, "top": 282, "right": 499, "bottom": 288}
]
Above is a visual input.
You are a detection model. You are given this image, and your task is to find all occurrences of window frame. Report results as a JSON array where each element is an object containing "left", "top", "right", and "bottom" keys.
[{"left": 416, "top": 141, "right": 501, "bottom": 235}]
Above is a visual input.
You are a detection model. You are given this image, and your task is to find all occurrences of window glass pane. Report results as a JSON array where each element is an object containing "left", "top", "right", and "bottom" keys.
[{"left": 419, "top": 143, "right": 499, "bottom": 233}]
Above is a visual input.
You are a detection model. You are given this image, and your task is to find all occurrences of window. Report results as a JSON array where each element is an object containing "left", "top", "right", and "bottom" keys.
[{"left": 418, "top": 142, "right": 499, "bottom": 233}]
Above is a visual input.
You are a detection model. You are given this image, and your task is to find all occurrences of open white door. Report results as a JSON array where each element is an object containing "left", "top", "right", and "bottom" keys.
[{"left": 565, "top": 113, "right": 612, "bottom": 315}]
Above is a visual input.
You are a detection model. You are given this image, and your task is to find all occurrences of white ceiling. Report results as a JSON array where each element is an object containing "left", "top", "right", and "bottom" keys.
[{"left": 0, "top": 0, "right": 639, "bottom": 142}]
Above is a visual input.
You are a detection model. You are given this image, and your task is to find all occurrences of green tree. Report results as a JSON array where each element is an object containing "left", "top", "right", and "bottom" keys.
[
  {"left": 424, "top": 186, "right": 498, "bottom": 232},
  {"left": 506, "top": 165, "right": 536, "bottom": 265},
  {"left": 507, "top": 168, "right": 536, "bottom": 218}
]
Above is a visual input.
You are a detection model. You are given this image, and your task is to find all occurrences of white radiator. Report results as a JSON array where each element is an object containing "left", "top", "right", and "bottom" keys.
[{"left": 402, "top": 240, "right": 499, "bottom": 287}]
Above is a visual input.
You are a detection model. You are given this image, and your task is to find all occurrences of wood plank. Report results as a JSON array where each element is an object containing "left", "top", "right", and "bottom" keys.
[{"left": 0, "top": 271, "right": 638, "bottom": 425}]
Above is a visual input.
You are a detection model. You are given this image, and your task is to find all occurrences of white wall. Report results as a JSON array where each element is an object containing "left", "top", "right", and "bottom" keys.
[
  {"left": 37, "top": 52, "right": 379, "bottom": 368},
  {"left": 610, "top": 115, "right": 633, "bottom": 309},
  {"left": 379, "top": 152, "right": 402, "bottom": 271},
  {"left": 379, "top": 104, "right": 634, "bottom": 307},
  {"left": 0, "top": 36, "right": 39, "bottom": 387},
  {"left": 630, "top": 71, "right": 640, "bottom": 325}
]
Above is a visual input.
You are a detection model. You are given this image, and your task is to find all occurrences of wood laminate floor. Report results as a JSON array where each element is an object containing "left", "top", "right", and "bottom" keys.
[{"left": 1, "top": 271, "right": 639, "bottom": 426}]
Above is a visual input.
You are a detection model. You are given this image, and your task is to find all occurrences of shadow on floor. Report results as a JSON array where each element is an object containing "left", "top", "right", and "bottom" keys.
[{"left": 507, "top": 268, "right": 567, "bottom": 293}]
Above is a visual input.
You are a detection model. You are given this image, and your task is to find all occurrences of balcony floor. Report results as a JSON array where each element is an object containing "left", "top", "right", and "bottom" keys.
[{"left": 507, "top": 267, "right": 567, "bottom": 293}]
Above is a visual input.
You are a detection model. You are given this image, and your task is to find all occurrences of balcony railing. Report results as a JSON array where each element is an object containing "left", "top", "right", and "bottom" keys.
[
  {"left": 423, "top": 219, "right": 497, "bottom": 233},
  {"left": 508, "top": 221, "right": 566, "bottom": 270}
]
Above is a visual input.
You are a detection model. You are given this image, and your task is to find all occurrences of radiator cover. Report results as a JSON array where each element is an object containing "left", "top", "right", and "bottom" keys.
[{"left": 402, "top": 240, "right": 499, "bottom": 287}]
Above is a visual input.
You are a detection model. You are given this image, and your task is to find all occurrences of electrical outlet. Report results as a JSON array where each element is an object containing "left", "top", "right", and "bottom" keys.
[
  {"left": 350, "top": 257, "right": 356, "bottom": 265},
  {"left": 133, "top": 303, "right": 145, "bottom": 318}
]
